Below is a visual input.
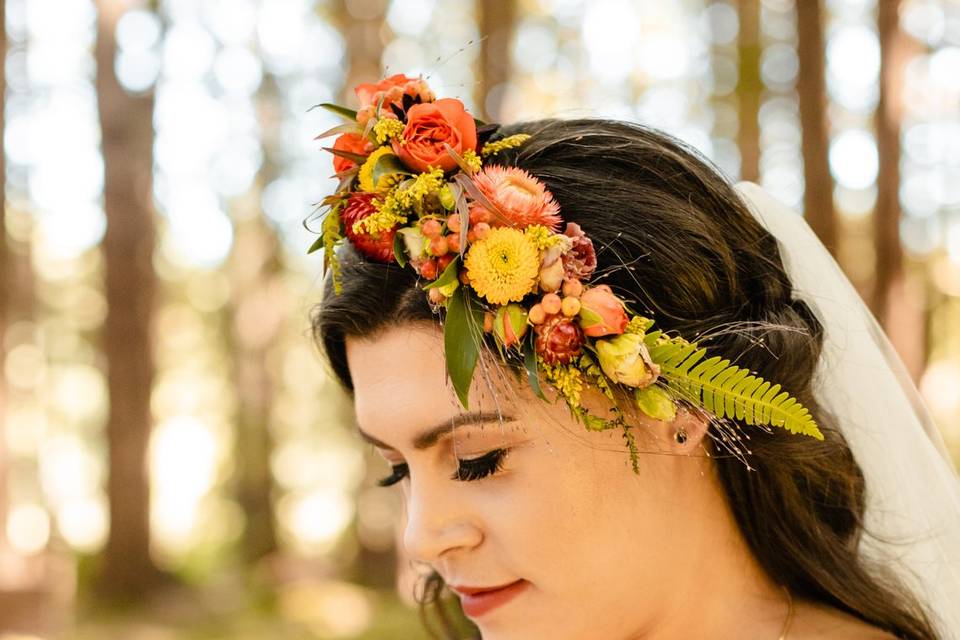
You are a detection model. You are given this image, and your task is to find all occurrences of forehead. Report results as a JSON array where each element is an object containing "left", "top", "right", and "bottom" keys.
[{"left": 345, "top": 323, "right": 519, "bottom": 443}]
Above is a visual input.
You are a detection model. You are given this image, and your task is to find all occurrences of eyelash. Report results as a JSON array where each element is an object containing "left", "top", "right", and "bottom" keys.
[{"left": 376, "top": 448, "right": 510, "bottom": 487}]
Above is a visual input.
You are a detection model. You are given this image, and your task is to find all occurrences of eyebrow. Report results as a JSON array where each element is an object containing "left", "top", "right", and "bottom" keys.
[{"left": 357, "top": 411, "right": 517, "bottom": 451}]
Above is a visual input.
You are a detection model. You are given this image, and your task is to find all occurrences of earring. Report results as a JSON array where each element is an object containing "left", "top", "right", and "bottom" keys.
[{"left": 674, "top": 427, "right": 688, "bottom": 445}]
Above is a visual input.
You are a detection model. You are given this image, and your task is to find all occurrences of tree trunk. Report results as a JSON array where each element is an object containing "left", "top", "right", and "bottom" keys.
[
  {"left": 477, "top": 0, "right": 516, "bottom": 122},
  {"left": 874, "top": 0, "right": 924, "bottom": 378},
  {"left": 796, "top": 0, "right": 838, "bottom": 256},
  {"left": 0, "top": 0, "right": 8, "bottom": 553},
  {"left": 334, "top": 0, "right": 385, "bottom": 101},
  {"left": 736, "top": 0, "right": 761, "bottom": 182},
  {"left": 226, "top": 216, "right": 281, "bottom": 563},
  {"left": 93, "top": 0, "right": 164, "bottom": 597}
]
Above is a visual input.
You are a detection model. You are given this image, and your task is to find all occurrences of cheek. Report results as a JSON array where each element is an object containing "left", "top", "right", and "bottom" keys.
[{"left": 492, "top": 439, "right": 680, "bottom": 596}]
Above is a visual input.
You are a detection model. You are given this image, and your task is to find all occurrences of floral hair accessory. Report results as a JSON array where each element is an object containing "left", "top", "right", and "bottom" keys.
[{"left": 308, "top": 73, "right": 823, "bottom": 470}]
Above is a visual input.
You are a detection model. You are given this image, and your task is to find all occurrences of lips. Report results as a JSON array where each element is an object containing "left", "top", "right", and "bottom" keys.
[{"left": 450, "top": 579, "right": 529, "bottom": 617}]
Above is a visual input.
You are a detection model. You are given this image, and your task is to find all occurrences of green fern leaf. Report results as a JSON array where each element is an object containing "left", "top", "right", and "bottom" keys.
[{"left": 648, "top": 340, "right": 823, "bottom": 440}]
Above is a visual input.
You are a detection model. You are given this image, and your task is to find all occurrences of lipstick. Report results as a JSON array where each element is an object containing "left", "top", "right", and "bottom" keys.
[{"left": 452, "top": 579, "right": 529, "bottom": 618}]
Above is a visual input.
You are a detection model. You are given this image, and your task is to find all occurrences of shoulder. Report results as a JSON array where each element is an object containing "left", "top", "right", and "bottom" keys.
[{"left": 789, "top": 599, "right": 899, "bottom": 640}]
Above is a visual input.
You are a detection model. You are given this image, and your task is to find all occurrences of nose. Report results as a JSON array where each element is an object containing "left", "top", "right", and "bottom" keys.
[{"left": 401, "top": 472, "right": 483, "bottom": 565}]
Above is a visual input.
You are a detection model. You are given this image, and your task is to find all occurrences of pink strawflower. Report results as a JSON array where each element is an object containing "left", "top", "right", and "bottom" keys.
[{"left": 471, "top": 165, "right": 562, "bottom": 232}]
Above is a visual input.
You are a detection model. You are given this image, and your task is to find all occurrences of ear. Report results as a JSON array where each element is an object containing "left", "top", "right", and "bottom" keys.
[{"left": 668, "top": 404, "right": 711, "bottom": 452}]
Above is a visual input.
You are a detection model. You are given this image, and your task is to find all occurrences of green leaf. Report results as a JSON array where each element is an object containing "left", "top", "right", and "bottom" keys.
[
  {"left": 393, "top": 233, "right": 407, "bottom": 268},
  {"left": 314, "top": 122, "right": 363, "bottom": 140},
  {"left": 522, "top": 336, "right": 547, "bottom": 401},
  {"left": 444, "top": 288, "right": 484, "bottom": 409},
  {"left": 423, "top": 255, "right": 461, "bottom": 290},
  {"left": 310, "top": 103, "right": 358, "bottom": 121},
  {"left": 307, "top": 233, "right": 325, "bottom": 255},
  {"left": 372, "top": 152, "right": 411, "bottom": 186},
  {"left": 648, "top": 339, "right": 823, "bottom": 440},
  {"left": 323, "top": 147, "right": 368, "bottom": 165}
]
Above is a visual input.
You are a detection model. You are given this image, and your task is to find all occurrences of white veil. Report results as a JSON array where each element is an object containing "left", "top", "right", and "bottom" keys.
[{"left": 734, "top": 181, "right": 960, "bottom": 639}]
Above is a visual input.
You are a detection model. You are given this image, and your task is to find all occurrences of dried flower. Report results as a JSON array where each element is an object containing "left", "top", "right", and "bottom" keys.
[
  {"left": 561, "top": 222, "right": 597, "bottom": 280},
  {"left": 471, "top": 165, "right": 562, "bottom": 231},
  {"left": 341, "top": 193, "right": 396, "bottom": 263},
  {"left": 535, "top": 314, "right": 585, "bottom": 365}
]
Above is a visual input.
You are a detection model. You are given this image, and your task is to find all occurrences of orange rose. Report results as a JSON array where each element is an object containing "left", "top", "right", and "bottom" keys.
[
  {"left": 392, "top": 98, "right": 478, "bottom": 173},
  {"left": 332, "top": 132, "right": 374, "bottom": 174},
  {"left": 578, "top": 285, "right": 629, "bottom": 337}
]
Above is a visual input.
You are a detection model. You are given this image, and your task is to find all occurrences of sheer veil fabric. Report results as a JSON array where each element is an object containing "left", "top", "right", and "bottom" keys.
[{"left": 734, "top": 181, "right": 960, "bottom": 639}]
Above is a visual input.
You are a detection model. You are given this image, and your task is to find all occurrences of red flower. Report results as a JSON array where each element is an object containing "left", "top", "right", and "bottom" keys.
[
  {"left": 392, "top": 98, "right": 478, "bottom": 173},
  {"left": 535, "top": 314, "right": 584, "bottom": 365},
  {"left": 332, "top": 132, "right": 374, "bottom": 174},
  {"left": 341, "top": 193, "right": 396, "bottom": 263},
  {"left": 561, "top": 222, "right": 597, "bottom": 280}
]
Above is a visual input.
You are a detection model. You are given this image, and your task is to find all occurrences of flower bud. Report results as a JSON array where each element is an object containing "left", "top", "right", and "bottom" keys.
[
  {"left": 578, "top": 285, "right": 628, "bottom": 337},
  {"left": 494, "top": 303, "right": 528, "bottom": 349},
  {"left": 398, "top": 226, "right": 427, "bottom": 262},
  {"left": 538, "top": 258, "right": 565, "bottom": 293},
  {"left": 595, "top": 333, "right": 660, "bottom": 388},
  {"left": 439, "top": 185, "right": 456, "bottom": 210}
]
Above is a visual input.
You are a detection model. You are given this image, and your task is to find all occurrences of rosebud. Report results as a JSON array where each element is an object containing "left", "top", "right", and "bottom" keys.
[
  {"left": 534, "top": 315, "right": 585, "bottom": 365},
  {"left": 578, "top": 285, "right": 629, "bottom": 337},
  {"left": 595, "top": 333, "right": 660, "bottom": 388},
  {"left": 539, "top": 258, "right": 565, "bottom": 293},
  {"left": 493, "top": 303, "right": 528, "bottom": 349}
]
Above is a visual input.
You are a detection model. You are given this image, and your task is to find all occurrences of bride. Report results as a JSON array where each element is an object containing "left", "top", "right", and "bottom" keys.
[{"left": 309, "top": 76, "right": 960, "bottom": 639}]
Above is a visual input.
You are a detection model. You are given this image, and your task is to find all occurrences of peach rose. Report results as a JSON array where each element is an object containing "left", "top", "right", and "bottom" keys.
[
  {"left": 354, "top": 74, "right": 435, "bottom": 124},
  {"left": 392, "top": 98, "right": 478, "bottom": 173},
  {"left": 332, "top": 132, "right": 374, "bottom": 174},
  {"left": 578, "top": 285, "right": 629, "bottom": 337}
]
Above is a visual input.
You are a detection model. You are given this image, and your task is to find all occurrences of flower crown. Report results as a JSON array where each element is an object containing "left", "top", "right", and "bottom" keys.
[{"left": 309, "top": 73, "right": 822, "bottom": 470}]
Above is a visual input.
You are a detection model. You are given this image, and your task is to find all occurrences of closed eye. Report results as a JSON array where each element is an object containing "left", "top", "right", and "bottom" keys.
[{"left": 376, "top": 448, "right": 511, "bottom": 486}]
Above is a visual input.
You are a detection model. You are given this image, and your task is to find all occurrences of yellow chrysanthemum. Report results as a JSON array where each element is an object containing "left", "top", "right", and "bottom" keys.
[
  {"left": 358, "top": 146, "right": 397, "bottom": 192},
  {"left": 464, "top": 227, "right": 540, "bottom": 305}
]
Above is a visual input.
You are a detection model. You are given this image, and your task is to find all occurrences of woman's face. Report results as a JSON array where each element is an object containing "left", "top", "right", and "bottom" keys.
[{"left": 346, "top": 322, "right": 719, "bottom": 640}]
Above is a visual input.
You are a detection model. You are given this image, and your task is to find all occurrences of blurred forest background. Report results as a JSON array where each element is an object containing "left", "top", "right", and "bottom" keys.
[{"left": 0, "top": 0, "right": 958, "bottom": 638}]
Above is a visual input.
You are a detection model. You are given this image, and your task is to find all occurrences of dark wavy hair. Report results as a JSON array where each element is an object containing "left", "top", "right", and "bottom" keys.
[{"left": 312, "top": 119, "right": 939, "bottom": 639}]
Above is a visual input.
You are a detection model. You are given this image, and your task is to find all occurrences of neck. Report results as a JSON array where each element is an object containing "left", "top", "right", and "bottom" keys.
[{"left": 629, "top": 458, "right": 790, "bottom": 639}]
